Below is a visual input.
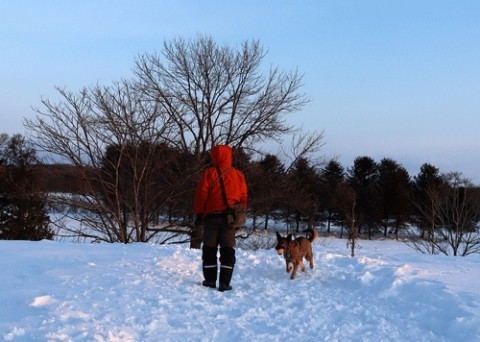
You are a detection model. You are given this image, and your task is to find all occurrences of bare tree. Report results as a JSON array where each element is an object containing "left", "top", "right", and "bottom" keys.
[
  {"left": 25, "top": 81, "right": 195, "bottom": 242},
  {"left": 439, "top": 173, "right": 480, "bottom": 256},
  {"left": 407, "top": 172, "right": 480, "bottom": 256},
  {"left": 134, "top": 36, "right": 316, "bottom": 247},
  {"left": 409, "top": 182, "right": 444, "bottom": 254},
  {"left": 134, "top": 36, "right": 312, "bottom": 155},
  {"left": 281, "top": 131, "right": 326, "bottom": 172},
  {"left": 25, "top": 36, "right": 317, "bottom": 245},
  {"left": 336, "top": 183, "right": 358, "bottom": 256}
]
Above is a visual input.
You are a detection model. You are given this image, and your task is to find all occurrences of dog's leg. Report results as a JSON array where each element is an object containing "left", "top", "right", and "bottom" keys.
[
  {"left": 300, "top": 259, "right": 306, "bottom": 272},
  {"left": 290, "top": 263, "right": 299, "bottom": 279},
  {"left": 307, "top": 247, "right": 315, "bottom": 269}
]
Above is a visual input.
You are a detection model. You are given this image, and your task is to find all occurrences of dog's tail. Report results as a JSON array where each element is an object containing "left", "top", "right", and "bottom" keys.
[{"left": 305, "top": 228, "right": 318, "bottom": 243}]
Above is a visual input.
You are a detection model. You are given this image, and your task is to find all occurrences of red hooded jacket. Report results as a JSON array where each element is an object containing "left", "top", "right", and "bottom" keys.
[{"left": 193, "top": 145, "right": 248, "bottom": 216}]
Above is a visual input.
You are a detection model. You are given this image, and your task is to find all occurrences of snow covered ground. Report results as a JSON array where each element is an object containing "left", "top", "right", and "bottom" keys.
[{"left": 1, "top": 234, "right": 479, "bottom": 341}]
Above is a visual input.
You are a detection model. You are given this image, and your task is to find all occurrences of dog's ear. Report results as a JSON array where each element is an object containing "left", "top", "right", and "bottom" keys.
[
  {"left": 276, "top": 232, "right": 282, "bottom": 241},
  {"left": 287, "top": 234, "right": 294, "bottom": 241}
]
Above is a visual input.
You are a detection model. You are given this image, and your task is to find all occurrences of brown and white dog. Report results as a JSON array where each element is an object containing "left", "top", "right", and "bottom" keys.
[{"left": 275, "top": 229, "right": 318, "bottom": 279}]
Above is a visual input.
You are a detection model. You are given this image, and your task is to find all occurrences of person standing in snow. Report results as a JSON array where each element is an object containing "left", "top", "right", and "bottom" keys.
[{"left": 193, "top": 145, "right": 248, "bottom": 292}]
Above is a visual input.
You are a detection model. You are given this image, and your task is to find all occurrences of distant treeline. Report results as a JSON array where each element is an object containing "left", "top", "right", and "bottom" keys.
[
  {"left": 2, "top": 132, "right": 480, "bottom": 253},
  {"left": 35, "top": 148, "right": 480, "bottom": 241}
]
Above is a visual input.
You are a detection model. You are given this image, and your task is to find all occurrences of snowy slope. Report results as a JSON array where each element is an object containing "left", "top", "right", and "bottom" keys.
[{"left": 1, "top": 237, "right": 479, "bottom": 341}]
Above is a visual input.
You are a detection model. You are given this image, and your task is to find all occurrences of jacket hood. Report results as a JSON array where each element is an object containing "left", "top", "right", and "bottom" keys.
[{"left": 210, "top": 145, "right": 233, "bottom": 169}]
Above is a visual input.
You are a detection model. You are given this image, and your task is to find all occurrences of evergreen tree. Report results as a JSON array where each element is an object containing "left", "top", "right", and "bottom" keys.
[
  {"left": 248, "top": 154, "right": 286, "bottom": 229},
  {"left": 321, "top": 159, "right": 345, "bottom": 233},
  {"left": 412, "top": 163, "right": 444, "bottom": 241},
  {"left": 287, "top": 157, "right": 323, "bottom": 232},
  {"left": 0, "top": 134, "right": 52, "bottom": 240},
  {"left": 377, "top": 158, "right": 412, "bottom": 238},
  {"left": 347, "top": 156, "right": 381, "bottom": 238}
]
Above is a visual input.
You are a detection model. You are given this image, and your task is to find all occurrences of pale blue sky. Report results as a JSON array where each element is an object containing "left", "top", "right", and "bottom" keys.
[{"left": 1, "top": 1, "right": 479, "bottom": 183}]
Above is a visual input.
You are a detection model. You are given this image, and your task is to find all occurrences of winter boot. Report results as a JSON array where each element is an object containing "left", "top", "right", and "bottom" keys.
[
  {"left": 202, "top": 265, "right": 217, "bottom": 288},
  {"left": 202, "top": 246, "right": 218, "bottom": 288},
  {"left": 218, "top": 264, "right": 234, "bottom": 292}
]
